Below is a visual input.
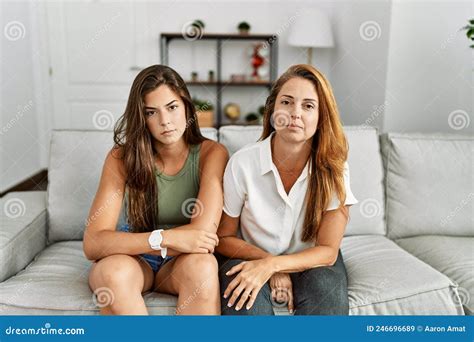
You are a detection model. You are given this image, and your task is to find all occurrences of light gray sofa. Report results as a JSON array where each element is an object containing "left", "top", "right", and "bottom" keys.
[{"left": 1, "top": 126, "right": 472, "bottom": 315}]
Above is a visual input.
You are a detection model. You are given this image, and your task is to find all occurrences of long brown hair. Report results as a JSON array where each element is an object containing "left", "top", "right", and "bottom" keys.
[
  {"left": 261, "top": 64, "right": 349, "bottom": 243},
  {"left": 113, "top": 65, "right": 206, "bottom": 232}
]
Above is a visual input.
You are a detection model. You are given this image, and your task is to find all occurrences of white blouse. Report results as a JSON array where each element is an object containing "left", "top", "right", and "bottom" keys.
[{"left": 223, "top": 132, "right": 358, "bottom": 255}]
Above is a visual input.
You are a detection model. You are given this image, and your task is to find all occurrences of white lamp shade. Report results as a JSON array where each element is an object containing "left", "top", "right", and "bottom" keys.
[{"left": 288, "top": 8, "right": 334, "bottom": 48}]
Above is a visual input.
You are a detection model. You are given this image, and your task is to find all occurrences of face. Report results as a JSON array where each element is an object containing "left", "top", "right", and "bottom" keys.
[
  {"left": 143, "top": 85, "right": 187, "bottom": 146},
  {"left": 272, "top": 77, "right": 319, "bottom": 143}
]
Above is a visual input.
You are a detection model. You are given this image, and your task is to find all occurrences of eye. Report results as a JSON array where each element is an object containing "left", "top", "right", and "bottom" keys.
[
  {"left": 305, "top": 104, "right": 315, "bottom": 110},
  {"left": 145, "top": 110, "right": 155, "bottom": 117},
  {"left": 168, "top": 105, "right": 178, "bottom": 111},
  {"left": 280, "top": 100, "right": 290, "bottom": 105}
]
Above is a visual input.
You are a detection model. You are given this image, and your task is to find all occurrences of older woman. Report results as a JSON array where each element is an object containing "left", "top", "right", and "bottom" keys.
[{"left": 215, "top": 64, "right": 358, "bottom": 315}]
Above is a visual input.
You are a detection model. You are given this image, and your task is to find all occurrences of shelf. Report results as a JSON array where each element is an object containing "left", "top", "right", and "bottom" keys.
[
  {"left": 186, "top": 80, "right": 272, "bottom": 87},
  {"left": 160, "top": 32, "right": 278, "bottom": 128},
  {"left": 161, "top": 32, "right": 276, "bottom": 41}
]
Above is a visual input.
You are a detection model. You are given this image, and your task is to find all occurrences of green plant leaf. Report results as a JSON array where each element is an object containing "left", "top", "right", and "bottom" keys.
[{"left": 466, "top": 28, "right": 474, "bottom": 38}]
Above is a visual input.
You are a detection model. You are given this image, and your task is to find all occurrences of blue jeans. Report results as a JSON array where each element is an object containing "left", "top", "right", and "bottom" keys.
[
  {"left": 216, "top": 249, "right": 349, "bottom": 315},
  {"left": 118, "top": 224, "right": 173, "bottom": 273}
]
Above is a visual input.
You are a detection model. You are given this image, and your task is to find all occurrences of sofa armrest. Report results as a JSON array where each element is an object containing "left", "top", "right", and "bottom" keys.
[{"left": 0, "top": 191, "right": 47, "bottom": 282}]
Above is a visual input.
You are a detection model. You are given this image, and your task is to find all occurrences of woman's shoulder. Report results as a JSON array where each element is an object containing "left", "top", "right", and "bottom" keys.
[
  {"left": 104, "top": 145, "right": 126, "bottom": 180},
  {"left": 199, "top": 139, "right": 229, "bottom": 162}
]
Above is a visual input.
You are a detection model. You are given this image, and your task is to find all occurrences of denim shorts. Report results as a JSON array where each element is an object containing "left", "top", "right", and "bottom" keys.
[{"left": 118, "top": 224, "right": 173, "bottom": 273}]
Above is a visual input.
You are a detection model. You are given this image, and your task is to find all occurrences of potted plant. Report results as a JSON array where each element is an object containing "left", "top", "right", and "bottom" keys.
[
  {"left": 193, "top": 98, "right": 214, "bottom": 127},
  {"left": 237, "top": 21, "right": 251, "bottom": 35},
  {"left": 245, "top": 112, "right": 259, "bottom": 125},
  {"left": 192, "top": 19, "right": 205, "bottom": 32},
  {"left": 462, "top": 18, "right": 474, "bottom": 48}
]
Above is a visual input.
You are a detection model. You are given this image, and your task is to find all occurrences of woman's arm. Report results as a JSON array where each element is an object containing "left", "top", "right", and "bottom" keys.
[
  {"left": 215, "top": 212, "right": 272, "bottom": 260},
  {"left": 228, "top": 205, "right": 351, "bottom": 276},
  {"left": 83, "top": 148, "right": 217, "bottom": 261},
  {"left": 188, "top": 140, "right": 229, "bottom": 233}
]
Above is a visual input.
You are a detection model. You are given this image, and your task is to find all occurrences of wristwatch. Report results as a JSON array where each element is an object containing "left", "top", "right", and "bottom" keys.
[{"left": 148, "top": 229, "right": 167, "bottom": 258}]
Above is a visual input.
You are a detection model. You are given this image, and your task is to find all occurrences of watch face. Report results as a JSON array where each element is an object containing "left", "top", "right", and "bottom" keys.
[{"left": 149, "top": 230, "right": 162, "bottom": 249}]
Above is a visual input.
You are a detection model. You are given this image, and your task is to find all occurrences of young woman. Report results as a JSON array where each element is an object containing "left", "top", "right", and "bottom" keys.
[
  {"left": 215, "top": 64, "right": 358, "bottom": 315},
  {"left": 83, "top": 65, "right": 228, "bottom": 315}
]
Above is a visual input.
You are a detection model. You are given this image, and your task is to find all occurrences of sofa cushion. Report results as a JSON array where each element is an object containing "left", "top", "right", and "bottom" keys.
[
  {"left": 0, "top": 241, "right": 177, "bottom": 315},
  {"left": 0, "top": 238, "right": 463, "bottom": 315},
  {"left": 341, "top": 235, "right": 464, "bottom": 315},
  {"left": 395, "top": 235, "right": 474, "bottom": 315},
  {"left": 218, "top": 125, "right": 263, "bottom": 155},
  {"left": 381, "top": 133, "right": 473, "bottom": 239},
  {"left": 0, "top": 191, "right": 47, "bottom": 282},
  {"left": 47, "top": 129, "right": 217, "bottom": 243}
]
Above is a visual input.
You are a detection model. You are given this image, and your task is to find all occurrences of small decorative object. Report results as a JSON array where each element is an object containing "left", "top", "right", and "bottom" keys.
[
  {"left": 237, "top": 21, "right": 251, "bottom": 35},
  {"left": 245, "top": 112, "right": 259, "bottom": 125},
  {"left": 191, "top": 71, "right": 198, "bottom": 82},
  {"left": 193, "top": 98, "right": 214, "bottom": 127},
  {"left": 208, "top": 70, "right": 215, "bottom": 82},
  {"left": 224, "top": 103, "right": 241, "bottom": 123},
  {"left": 462, "top": 18, "right": 474, "bottom": 48},
  {"left": 230, "top": 74, "right": 246, "bottom": 82},
  {"left": 251, "top": 43, "right": 265, "bottom": 81}
]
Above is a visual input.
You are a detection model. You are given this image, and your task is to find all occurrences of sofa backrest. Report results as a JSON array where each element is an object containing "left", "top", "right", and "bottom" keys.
[
  {"left": 343, "top": 127, "right": 386, "bottom": 236},
  {"left": 47, "top": 128, "right": 217, "bottom": 243},
  {"left": 47, "top": 126, "right": 384, "bottom": 242},
  {"left": 218, "top": 126, "right": 263, "bottom": 155},
  {"left": 381, "top": 132, "right": 473, "bottom": 239}
]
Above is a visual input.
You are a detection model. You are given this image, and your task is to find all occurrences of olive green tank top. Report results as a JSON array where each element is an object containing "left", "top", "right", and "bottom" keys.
[
  {"left": 155, "top": 144, "right": 201, "bottom": 229},
  {"left": 123, "top": 144, "right": 201, "bottom": 230}
]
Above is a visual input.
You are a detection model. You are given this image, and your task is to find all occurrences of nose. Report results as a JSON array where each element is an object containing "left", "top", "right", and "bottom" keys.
[
  {"left": 157, "top": 110, "right": 171, "bottom": 126},
  {"left": 290, "top": 106, "right": 302, "bottom": 120}
]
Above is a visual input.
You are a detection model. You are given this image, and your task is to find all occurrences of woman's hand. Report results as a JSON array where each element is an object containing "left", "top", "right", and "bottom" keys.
[
  {"left": 162, "top": 229, "right": 218, "bottom": 254},
  {"left": 224, "top": 258, "right": 276, "bottom": 311},
  {"left": 269, "top": 272, "right": 294, "bottom": 314}
]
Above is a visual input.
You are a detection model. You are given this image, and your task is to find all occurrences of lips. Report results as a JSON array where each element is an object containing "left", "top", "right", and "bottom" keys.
[
  {"left": 288, "top": 123, "right": 303, "bottom": 129},
  {"left": 161, "top": 129, "right": 176, "bottom": 135}
]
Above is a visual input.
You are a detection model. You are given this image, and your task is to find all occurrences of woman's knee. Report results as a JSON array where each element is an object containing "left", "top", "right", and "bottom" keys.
[
  {"left": 89, "top": 254, "right": 145, "bottom": 293},
  {"left": 174, "top": 254, "right": 219, "bottom": 293},
  {"left": 292, "top": 267, "right": 349, "bottom": 315}
]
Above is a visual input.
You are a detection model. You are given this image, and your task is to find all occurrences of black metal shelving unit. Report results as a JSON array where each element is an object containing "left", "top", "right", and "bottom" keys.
[{"left": 160, "top": 32, "right": 278, "bottom": 128}]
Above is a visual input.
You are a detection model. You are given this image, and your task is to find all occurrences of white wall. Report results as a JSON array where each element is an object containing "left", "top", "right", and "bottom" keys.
[
  {"left": 384, "top": 0, "right": 473, "bottom": 134},
  {"left": 0, "top": 1, "right": 51, "bottom": 193},
  {"left": 1, "top": 0, "right": 471, "bottom": 192}
]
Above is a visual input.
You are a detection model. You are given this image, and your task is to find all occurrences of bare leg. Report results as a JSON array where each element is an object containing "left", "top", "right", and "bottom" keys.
[
  {"left": 154, "top": 254, "right": 220, "bottom": 315},
  {"left": 88, "top": 254, "right": 154, "bottom": 315}
]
